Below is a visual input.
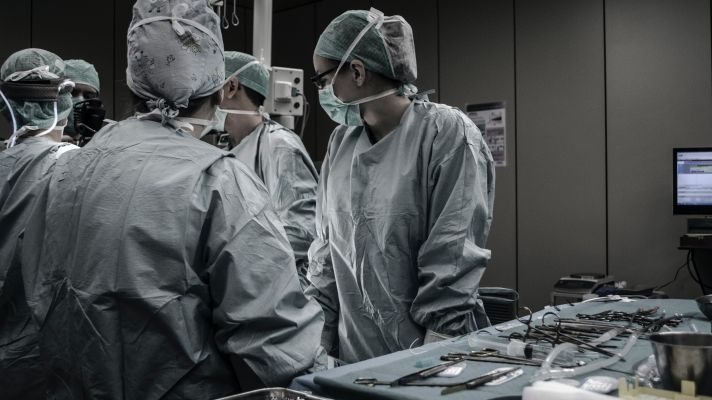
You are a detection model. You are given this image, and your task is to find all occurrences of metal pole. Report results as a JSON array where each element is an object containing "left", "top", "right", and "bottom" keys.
[{"left": 252, "top": 0, "right": 272, "bottom": 67}]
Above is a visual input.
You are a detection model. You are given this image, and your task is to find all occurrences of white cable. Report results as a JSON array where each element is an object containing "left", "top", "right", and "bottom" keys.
[
  {"left": 0, "top": 89, "right": 18, "bottom": 134},
  {"left": 407, "top": 337, "right": 427, "bottom": 355},
  {"left": 531, "top": 328, "right": 638, "bottom": 382}
]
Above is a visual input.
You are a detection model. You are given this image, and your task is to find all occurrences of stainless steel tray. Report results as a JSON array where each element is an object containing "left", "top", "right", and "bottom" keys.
[{"left": 216, "top": 388, "right": 333, "bottom": 400}]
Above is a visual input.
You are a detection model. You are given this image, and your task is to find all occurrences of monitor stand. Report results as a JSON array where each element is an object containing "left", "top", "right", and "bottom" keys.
[{"left": 687, "top": 217, "right": 712, "bottom": 234}]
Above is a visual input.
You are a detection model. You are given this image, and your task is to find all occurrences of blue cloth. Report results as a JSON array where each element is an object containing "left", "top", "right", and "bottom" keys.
[
  {"left": 305, "top": 99, "right": 496, "bottom": 363},
  {"left": 292, "top": 299, "right": 707, "bottom": 400}
]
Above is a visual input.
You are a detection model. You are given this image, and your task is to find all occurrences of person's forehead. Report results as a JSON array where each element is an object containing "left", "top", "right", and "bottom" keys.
[
  {"left": 73, "top": 83, "right": 98, "bottom": 95},
  {"left": 313, "top": 55, "right": 336, "bottom": 72}
]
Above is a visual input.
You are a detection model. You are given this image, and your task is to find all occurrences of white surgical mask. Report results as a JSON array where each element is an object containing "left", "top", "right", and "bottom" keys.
[
  {"left": 214, "top": 107, "right": 263, "bottom": 133},
  {"left": 175, "top": 116, "right": 218, "bottom": 138}
]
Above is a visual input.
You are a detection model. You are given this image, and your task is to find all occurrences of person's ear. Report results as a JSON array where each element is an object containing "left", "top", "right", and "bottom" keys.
[
  {"left": 349, "top": 60, "right": 367, "bottom": 88},
  {"left": 224, "top": 76, "right": 239, "bottom": 100}
]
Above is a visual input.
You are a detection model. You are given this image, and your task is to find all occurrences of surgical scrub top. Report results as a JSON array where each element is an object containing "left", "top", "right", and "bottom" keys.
[
  {"left": 19, "top": 118, "right": 325, "bottom": 399},
  {"left": 306, "top": 99, "right": 495, "bottom": 363},
  {"left": 0, "top": 137, "right": 77, "bottom": 399},
  {"left": 231, "top": 119, "right": 318, "bottom": 289}
]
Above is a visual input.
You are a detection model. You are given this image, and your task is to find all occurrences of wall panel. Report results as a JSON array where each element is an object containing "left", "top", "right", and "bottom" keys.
[
  {"left": 606, "top": 0, "right": 712, "bottom": 298},
  {"left": 516, "top": 0, "right": 607, "bottom": 308},
  {"left": 440, "top": 0, "right": 517, "bottom": 290}
]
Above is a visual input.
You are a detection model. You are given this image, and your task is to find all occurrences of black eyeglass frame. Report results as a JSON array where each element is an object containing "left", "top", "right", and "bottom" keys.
[{"left": 309, "top": 66, "right": 338, "bottom": 89}]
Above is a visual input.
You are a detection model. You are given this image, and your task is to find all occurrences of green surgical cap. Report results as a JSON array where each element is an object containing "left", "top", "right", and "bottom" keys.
[
  {"left": 127, "top": 0, "right": 225, "bottom": 116},
  {"left": 224, "top": 51, "right": 270, "bottom": 98},
  {"left": 65, "top": 59, "right": 100, "bottom": 93},
  {"left": 314, "top": 8, "right": 417, "bottom": 83},
  {"left": 0, "top": 48, "right": 73, "bottom": 129}
]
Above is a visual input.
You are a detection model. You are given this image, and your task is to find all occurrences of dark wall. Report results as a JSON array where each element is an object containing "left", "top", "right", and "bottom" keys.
[
  {"left": 606, "top": 0, "right": 712, "bottom": 299},
  {"left": 515, "top": 0, "right": 608, "bottom": 306},
  {"left": 1, "top": 0, "right": 710, "bottom": 307},
  {"left": 439, "top": 0, "right": 517, "bottom": 299}
]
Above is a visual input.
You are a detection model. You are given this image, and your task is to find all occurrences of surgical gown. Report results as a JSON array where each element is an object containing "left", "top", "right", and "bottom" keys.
[
  {"left": 19, "top": 118, "right": 325, "bottom": 399},
  {"left": 0, "top": 137, "right": 77, "bottom": 400},
  {"left": 231, "top": 119, "right": 318, "bottom": 289},
  {"left": 306, "top": 99, "right": 495, "bottom": 363}
]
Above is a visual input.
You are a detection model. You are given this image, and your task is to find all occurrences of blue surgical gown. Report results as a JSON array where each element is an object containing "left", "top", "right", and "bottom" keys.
[
  {"left": 306, "top": 99, "right": 495, "bottom": 363},
  {"left": 231, "top": 119, "right": 318, "bottom": 289},
  {"left": 19, "top": 118, "right": 325, "bottom": 399},
  {"left": 0, "top": 137, "right": 77, "bottom": 400}
]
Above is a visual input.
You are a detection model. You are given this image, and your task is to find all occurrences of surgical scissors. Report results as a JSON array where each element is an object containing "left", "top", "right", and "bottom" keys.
[
  {"left": 354, "top": 359, "right": 463, "bottom": 387},
  {"left": 442, "top": 349, "right": 542, "bottom": 366},
  {"left": 443, "top": 349, "right": 584, "bottom": 368},
  {"left": 353, "top": 377, "right": 447, "bottom": 387}
]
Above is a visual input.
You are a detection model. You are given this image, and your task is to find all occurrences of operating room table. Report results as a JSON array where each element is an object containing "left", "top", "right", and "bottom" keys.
[{"left": 289, "top": 299, "right": 708, "bottom": 400}]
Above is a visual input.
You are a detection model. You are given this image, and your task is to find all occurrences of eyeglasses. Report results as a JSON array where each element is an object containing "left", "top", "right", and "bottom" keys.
[{"left": 309, "top": 66, "right": 338, "bottom": 90}]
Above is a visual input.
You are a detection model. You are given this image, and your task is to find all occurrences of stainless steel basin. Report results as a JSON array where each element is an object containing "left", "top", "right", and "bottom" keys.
[
  {"left": 650, "top": 332, "right": 712, "bottom": 396},
  {"left": 697, "top": 294, "right": 712, "bottom": 321}
]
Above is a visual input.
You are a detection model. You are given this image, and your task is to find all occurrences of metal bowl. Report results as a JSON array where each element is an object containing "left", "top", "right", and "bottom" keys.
[
  {"left": 215, "top": 388, "right": 333, "bottom": 400},
  {"left": 650, "top": 332, "right": 712, "bottom": 396},
  {"left": 696, "top": 294, "right": 712, "bottom": 321}
]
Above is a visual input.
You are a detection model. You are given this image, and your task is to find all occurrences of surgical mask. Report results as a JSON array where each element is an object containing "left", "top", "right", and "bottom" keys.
[
  {"left": 317, "top": 9, "right": 399, "bottom": 127},
  {"left": 214, "top": 108, "right": 228, "bottom": 132},
  {"left": 318, "top": 85, "right": 398, "bottom": 127},
  {"left": 214, "top": 107, "right": 263, "bottom": 133},
  {"left": 176, "top": 116, "right": 217, "bottom": 138}
]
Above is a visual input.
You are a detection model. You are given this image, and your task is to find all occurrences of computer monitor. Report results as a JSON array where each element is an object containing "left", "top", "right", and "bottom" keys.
[{"left": 674, "top": 147, "right": 712, "bottom": 215}]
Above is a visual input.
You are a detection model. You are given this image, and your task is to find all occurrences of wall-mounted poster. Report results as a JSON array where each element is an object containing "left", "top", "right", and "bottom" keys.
[{"left": 466, "top": 101, "right": 507, "bottom": 167}]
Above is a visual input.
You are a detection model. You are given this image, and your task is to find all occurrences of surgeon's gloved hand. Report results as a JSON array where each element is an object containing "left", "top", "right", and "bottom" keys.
[{"left": 61, "top": 135, "right": 76, "bottom": 144}]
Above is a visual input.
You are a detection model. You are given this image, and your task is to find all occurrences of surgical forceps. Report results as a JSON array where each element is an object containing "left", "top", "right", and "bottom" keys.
[
  {"left": 354, "top": 358, "right": 463, "bottom": 387},
  {"left": 441, "top": 349, "right": 542, "bottom": 366}
]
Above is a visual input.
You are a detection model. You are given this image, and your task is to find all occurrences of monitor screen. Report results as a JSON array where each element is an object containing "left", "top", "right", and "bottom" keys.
[{"left": 674, "top": 148, "right": 712, "bottom": 215}]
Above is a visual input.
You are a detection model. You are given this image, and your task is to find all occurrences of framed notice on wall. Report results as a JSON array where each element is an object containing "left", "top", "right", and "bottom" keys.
[{"left": 466, "top": 101, "right": 507, "bottom": 167}]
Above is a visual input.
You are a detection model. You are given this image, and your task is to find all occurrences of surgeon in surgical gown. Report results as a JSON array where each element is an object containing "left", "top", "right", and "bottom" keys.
[
  {"left": 0, "top": 48, "right": 78, "bottom": 400},
  {"left": 217, "top": 51, "right": 318, "bottom": 289},
  {"left": 19, "top": 2, "right": 324, "bottom": 399},
  {"left": 307, "top": 8, "right": 496, "bottom": 363}
]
